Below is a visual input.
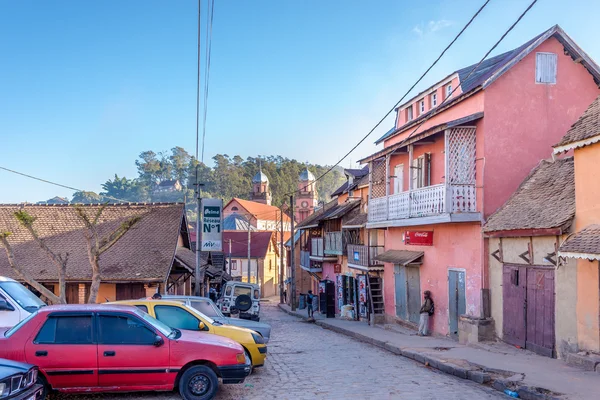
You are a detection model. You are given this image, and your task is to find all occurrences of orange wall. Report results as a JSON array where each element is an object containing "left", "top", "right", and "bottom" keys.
[
  {"left": 383, "top": 223, "right": 482, "bottom": 335},
  {"left": 483, "top": 37, "right": 600, "bottom": 219},
  {"left": 574, "top": 143, "right": 600, "bottom": 350}
]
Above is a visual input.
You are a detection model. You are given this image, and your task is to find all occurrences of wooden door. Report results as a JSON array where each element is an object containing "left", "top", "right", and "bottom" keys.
[
  {"left": 526, "top": 268, "right": 555, "bottom": 357},
  {"left": 406, "top": 267, "right": 421, "bottom": 324},
  {"left": 394, "top": 265, "right": 407, "bottom": 319},
  {"left": 65, "top": 284, "right": 80, "bottom": 304},
  {"left": 394, "top": 164, "right": 404, "bottom": 193},
  {"left": 116, "top": 283, "right": 146, "bottom": 301},
  {"left": 448, "top": 270, "right": 466, "bottom": 339},
  {"left": 503, "top": 265, "right": 527, "bottom": 348}
]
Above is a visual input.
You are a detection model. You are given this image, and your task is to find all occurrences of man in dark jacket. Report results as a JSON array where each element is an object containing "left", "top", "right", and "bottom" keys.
[{"left": 418, "top": 290, "right": 433, "bottom": 336}]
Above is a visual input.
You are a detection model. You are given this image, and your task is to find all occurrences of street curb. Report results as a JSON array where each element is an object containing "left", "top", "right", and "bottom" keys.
[{"left": 278, "top": 304, "right": 563, "bottom": 399}]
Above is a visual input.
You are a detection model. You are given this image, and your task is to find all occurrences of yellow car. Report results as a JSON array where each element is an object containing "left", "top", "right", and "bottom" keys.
[{"left": 110, "top": 300, "right": 267, "bottom": 369}]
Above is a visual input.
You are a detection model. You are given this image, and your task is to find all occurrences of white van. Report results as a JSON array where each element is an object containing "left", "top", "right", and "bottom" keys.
[{"left": 0, "top": 276, "right": 46, "bottom": 327}]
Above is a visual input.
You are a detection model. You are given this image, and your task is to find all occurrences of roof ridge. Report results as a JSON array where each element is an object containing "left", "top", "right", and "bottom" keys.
[{"left": 0, "top": 202, "right": 185, "bottom": 207}]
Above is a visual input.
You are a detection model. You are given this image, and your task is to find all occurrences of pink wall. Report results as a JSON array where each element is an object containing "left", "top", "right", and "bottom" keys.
[
  {"left": 483, "top": 37, "right": 600, "bottom": 218},
  {"left": 383, "top": 223, "right": 483, "bottom": 335},
  {"left": 391, "top": 76, "right": 471, "bottom": 143}
]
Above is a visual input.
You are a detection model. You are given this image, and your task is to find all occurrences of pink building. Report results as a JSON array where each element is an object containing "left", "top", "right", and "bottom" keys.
[{"left": 359, "top": 25, "right": 600, "bottom": 339}]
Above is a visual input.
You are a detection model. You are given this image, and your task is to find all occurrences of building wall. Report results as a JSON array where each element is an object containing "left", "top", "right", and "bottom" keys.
[
  {"left": 231, "top": 258, "right": 259, "bottom": 283},
  {"left": 483, "top": 37, "right": 600, "bottom": 219},
  {"left": 573, "top": 143, "right": 600, "bottom": 351},
  {"left": 383, "top": 223, "right": 482, "bottom": 335},
  {"left": 97, "top": 283, "right": 116, "bottom": 303},
  {"left": 385, "top": 90, "right": 484, "bottom": 148},
  {"left": 487, "top": 235, "right": 578, "bottom": 359}
]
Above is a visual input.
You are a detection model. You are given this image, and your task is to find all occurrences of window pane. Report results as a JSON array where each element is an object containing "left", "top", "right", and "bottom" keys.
[
  {"left": 135, "top": 305, "right": 148, "bottom": 313},
  {"left": 36, "top": 316, "right": 93, "bottom": 344},
  {"left": 155, "top": 306, "right": 200, "bottom": 331},
  {"left": 234, "top": 287, "right": 252, "bottom": 297},
  {"left": 99, "top": 315, "right": 155, "bottom": 345},
  {"left": 191, "top": 301, "right": 218, "bottom": 317}
]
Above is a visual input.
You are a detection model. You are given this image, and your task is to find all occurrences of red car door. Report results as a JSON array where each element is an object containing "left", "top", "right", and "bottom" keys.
[
  {"left": 96, "top": 311, "right": 171, "bottom": 389},
  {"left": 25, "top": 312, "right": 98, "bottom": 388}
]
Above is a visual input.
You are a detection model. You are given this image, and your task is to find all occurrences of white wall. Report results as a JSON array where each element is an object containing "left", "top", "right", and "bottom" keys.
[{"left": 230, "top": 258, "right": 259, "bottom": 284}]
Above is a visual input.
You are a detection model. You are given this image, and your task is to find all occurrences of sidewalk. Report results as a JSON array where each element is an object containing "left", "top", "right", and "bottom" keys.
[{"left": 278, "top": 303, "right": 600, "bottom": 400}]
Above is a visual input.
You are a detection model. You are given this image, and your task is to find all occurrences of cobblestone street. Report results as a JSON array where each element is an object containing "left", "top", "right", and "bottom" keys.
[{"left": 57, "top": 302, "right": 503, "bottom": 400}]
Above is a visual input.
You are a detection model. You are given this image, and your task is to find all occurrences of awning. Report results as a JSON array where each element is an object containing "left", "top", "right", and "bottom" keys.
[
  {"left": 559, "top": 224, "right": 600, "bottom": 260},
  {"left": 308, "top": 271, "right": 321, "bottom": 281},
  {"left": 375, "top": 250, "right": 424, "bottom": 265}
]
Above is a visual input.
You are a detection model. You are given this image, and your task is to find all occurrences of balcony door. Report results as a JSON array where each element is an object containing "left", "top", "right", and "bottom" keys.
[{"left": 393, "top": 164, "right": 404, "bottom": 194}]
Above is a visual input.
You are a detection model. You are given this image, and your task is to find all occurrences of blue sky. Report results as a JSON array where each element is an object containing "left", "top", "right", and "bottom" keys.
[{"left": 1, "top": 0, "right": 599, "bottom": 203}]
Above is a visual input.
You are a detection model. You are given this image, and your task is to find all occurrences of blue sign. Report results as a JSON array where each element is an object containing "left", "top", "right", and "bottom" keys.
[{"left": 353, "top": 251, "right": 360, "bottom": 262}]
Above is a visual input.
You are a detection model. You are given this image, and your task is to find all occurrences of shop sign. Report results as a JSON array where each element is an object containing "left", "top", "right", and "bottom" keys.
[
  {"left": 353, "top": 251, "right": 360, "bottom": 262},
  {"left": 405, "top": 230, "right": 433, "bottom": 246},
  {"left": 201, "top": 198, "right": 223, "bottom": 251},
  {"left": 334, "top": 264, "right": 342, "bottom": 274},
  {"left": 358, "top": 275, "right": 367, "bottom": 318}
]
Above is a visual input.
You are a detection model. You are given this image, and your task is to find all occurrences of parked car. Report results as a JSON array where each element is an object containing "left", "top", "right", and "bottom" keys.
[
  {"left": 0, "top": 358, "right": 44, "bottom": 400},
  {"left": 112, "top": 300, "right": 267, "bottom": 369},
  {"left": 160, "top": 295, "right": 271, "bottom": 342},
  {"left": 216, "top": 282, "right": 261, "bottom": 321},
  {"left": 0, "top": 277, "right": 46, "bottom": 328},
  {"left": 0, "top": 304, "right": 251, "bottom": 400}
]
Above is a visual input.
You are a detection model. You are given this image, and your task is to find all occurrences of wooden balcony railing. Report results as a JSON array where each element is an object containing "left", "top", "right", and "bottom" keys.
[
  {"left": 324, "top": 231, "right": 343, "bottom": 255},
  {"left": 347, "top": 244, "right": 385, "bottom": 268}
]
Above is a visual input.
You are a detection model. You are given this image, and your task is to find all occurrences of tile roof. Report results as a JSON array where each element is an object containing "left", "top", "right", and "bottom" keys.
[
  {"left": 343, "top": 213, "right": 368, "bottom": 228},
  {"left": 483, "top": 158, "right": 574, "bottom": 233},
  {"left": 559, "top": 225, "right": 600, "bottom": 258},
  {"left": 295, "top": 200, "right": 360, "bottom": 229},
  {"left": 554, "top": 95, "right": 600, "bottom": 151},
  {"left": 0, "top": 203, "right": 186, "bottom": 283},
  {"left": 376, "top": 25, "right": 600, "bottom": 145},
  {"left": 222, "top": 231, "right": 274, "bottom": 258},
  {"left": 227, "top": 198, "right": 290, "bottom": 222}
]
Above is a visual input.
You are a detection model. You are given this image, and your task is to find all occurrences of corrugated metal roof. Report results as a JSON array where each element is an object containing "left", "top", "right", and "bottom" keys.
[{"left": 375, "top": 250, "right": 424, "bottom": 265}]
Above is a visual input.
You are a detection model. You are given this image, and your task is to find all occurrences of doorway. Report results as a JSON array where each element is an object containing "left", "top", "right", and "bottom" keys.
[
  {"left": 394, "top": 265, "right": 421, "bottom": 324},
  {"left": 502, "top": 264, "right": 555, "bottom": 357},
  {"left": 448, "top": 270, "right": 466, "bottom": 339}
]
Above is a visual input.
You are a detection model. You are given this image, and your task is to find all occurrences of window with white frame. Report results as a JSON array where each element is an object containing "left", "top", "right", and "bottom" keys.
[
  {"left": 393, "top": 164, "right": 404, "bottom": 193},
  {"left": 419, "top": 99, "right": 425, "bottom": 114},
  {"left": 445, "top": 84, "right": 452, "bottom": 99},
  {"left": 431, "top": 92, "right": 437, "bottom": 107},
  {"left": 231, "top": 260, "right": 237, "bottom": 270},
  {"left": 536, "top": 52, "right": 557, "bottom": 84},
  {"left": 411, "top": 154, "right": 430, "bottom": 189},
  {"left": 406, "top": 106, "right": 413, "bottom": 121}
]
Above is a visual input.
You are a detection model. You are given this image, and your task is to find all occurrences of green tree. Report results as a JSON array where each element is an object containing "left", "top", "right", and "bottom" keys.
[{"left": 101, "top": 175, "right": 147, "bottom": 202}]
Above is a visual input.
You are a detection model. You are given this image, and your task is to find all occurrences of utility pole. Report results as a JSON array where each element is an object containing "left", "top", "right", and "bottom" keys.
[
  {"left": 195, "top": 186, "right": 203, "bottom": 296},
  {"left": 228, "top": 239, "right": 232, "bottom": 276},
  {"left": 247, "top": 221, "right": 251, "bottom": 284},
  {"left": 279, "top": 208, "right": 284, "bottom": 305},
  {"left": 290, "top": 195, "right": 296, "bottom": 311}
]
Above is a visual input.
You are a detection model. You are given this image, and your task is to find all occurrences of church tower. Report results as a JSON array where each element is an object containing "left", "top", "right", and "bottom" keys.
[
  {"left": 251, "top": 165, "right": 272, "bottom": 205},
  {"left": 295, "top": 167, "right": 318, "bottom": 222}
]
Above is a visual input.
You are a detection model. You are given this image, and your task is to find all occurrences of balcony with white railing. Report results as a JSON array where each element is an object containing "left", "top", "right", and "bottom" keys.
[{"left": 367, "top": 183, "right": 478, "bottom": 226}]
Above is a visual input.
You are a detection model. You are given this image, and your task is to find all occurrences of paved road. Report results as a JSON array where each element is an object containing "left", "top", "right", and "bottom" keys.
[{"left": 55, "top": 302, "right": 502, "bottom": 400}]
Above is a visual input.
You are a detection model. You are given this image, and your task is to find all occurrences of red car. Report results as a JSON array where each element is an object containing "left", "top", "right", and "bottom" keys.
[{"left": 0, "top": 304, "right": 251, "bottom": 400}]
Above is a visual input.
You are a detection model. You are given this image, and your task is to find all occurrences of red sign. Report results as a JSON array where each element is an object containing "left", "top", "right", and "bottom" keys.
[
  {"left": 405, "top": 231, "right": 433, "bottom": 246},
  {"left": 333, "top": 264, "right": 342, "bottom": 274}
]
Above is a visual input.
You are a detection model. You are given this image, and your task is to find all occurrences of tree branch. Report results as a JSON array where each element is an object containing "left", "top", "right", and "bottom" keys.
[
  {"left": 98, "top": 216, "right": 141, "bottom": 255},
  {"left": 0, "top": 233, "right": 63, "bottom": 304}
]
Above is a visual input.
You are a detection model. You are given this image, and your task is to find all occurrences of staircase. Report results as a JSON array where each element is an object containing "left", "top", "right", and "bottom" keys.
[{"left": 368, "top": 276, "right": 384, "bottom": 316}]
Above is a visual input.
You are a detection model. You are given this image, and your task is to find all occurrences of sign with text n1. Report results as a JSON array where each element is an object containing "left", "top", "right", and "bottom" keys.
[{"left": 201, "top": 198, "right": 223, "bottom": 251}]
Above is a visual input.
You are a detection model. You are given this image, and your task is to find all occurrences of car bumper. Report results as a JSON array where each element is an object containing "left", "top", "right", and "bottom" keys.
[
  {"left": 248, "top": 345, "right": 267, "bottom": 367},
  {"left": 240, "top": 312, "right": 260, "bottom": 321},
  {"left": 9, "top": 384, "right": 44, "bottom": 400},
  {"left": 218, "top": 364, "right": 251, "bottom": 384}
]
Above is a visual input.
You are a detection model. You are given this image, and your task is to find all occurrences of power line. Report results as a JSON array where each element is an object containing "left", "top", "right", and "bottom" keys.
[
  {"left": 201, "top": 0, "right": 215, "bottom": 164},
  {"left": 283, "top": 0, "right": 493, "bottom": 197},
  {"left": 0, "top": 166, "right": 130, "bottom": 204}
]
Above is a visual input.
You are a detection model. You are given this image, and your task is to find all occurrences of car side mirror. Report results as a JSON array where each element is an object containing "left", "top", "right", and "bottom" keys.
[
  {"left": 0, "top": 299, "right": 14, "bottom": 311},
  {"left": 153, "top": 335, "right": 164, "bottom": 347},
  {"left": 199, "top": 321, "right": 207, "bottom": 331}
]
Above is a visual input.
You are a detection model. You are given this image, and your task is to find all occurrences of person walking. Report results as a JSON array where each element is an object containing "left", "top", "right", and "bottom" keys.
[
  {"left": 306, "top": 290, "right": 315, "bottom": 318},
  {"left": 283, "top": 289, "right": 287, "bottom": 304},
  {"left": 417, "top": 290, "right": 434, "bottom": 336}
]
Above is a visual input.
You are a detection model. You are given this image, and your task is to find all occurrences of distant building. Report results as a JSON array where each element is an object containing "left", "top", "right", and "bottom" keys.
[
  {"left": 154, "top": 180, "right": 182, "bottom": 193},
  {"left": 251, "top": 168, "right": 272, "bottom": 205},
  {"left": 295, "top": 167, "right": 319, "bottom": 222},
  {"left": 37, "top": 196, "right": 69, "bottom": 205}
]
